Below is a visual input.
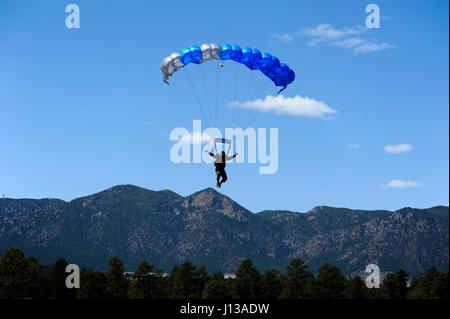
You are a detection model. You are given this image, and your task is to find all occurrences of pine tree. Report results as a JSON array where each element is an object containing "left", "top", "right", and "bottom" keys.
[
  {"left": 261, "top": 269, "right": 282, "bottom": 299},
  {"left": 130, "top": 260, "right": 154, "bottom": 299},
  {"left": 105, "top": 256, "right": 129, "bottom": 299},
  {"left": 381, "top": 269, "right": 409, "bottom": 299},
  {"left": 169, "top": 261, "right": 207, "bottom": 299},
  {"left": 52, "top": 258, "right": 77, "bottom": 299},
  {"left": 78, "top": 269, "right": 108, "bottom": 299},
  {"left": 315, "top": 263, "right": 347, "bottom": 299},
  {"left": 0, "top": 248, "right": 50, "bottom": 299},
  {"left": 279, "top": 258, "right": 314, "bottom": 299},
  {"left": 234, "top": 259, "right": 262, "bottom": 299},
  {"left": 202, "top": 272, "right": 232, "bottom": 299},
  {"left": 343, "top": 276, "right": 369, "bottom": 299}
]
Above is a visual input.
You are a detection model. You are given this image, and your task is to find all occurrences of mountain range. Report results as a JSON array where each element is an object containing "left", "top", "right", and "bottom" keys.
[{"left": 0, "top": 184, "right": 448, "bottom": 276}]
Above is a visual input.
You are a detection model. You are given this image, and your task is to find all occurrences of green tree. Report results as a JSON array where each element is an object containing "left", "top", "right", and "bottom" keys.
[
  {"left": 343, "top": 276, "right": 369, "bottom": 299},
  {"left": 261, "top": 269, "right": 282, "bottom": 299},
  {"left": 169, "top": 262, "right": 208, "bottom": 299},
  {"left": 106, "top": 256, "right": 129, "bottom": 299},
  {"left": 430, "top": 272, "right": 449, "bottom": 299},
  {"left": 151, "top": 269, "right": 170, "bottom": 299},
  {"left": 202, "top": 272, "right": 232, "bottom": 299},
  {"left": 233, "top": 259, "right": 262, "bottom": 299},
  {"left": 406, "top": 286, "right": 429, "bottom": 299},
  {"left": 78, "top": 269, "right": 108, "bottom": 299},
  {"left": 130, "top": 261, "right": 154, "bottom": 299},
  {"left": 224, "top": 277, "right": 239, "bottom": 299},
  {"left": 26, "top": 256, "right": 52, "bottom": 299},
  {"left": 407, "top": 267, "right": 443, "bottom": 299},
  {"left": 52, "top": 258, "right": 77, "bottom": 299},
  {"left": 381, "top": 269, "right": 409, "bottom": 299},
  {"left": 0, "top": 248, "right": 50, "bottom": 299},
  {"left": 315, "top": 263, "right": 347, "bottom": 299},
  {"left": 279, "top": 258, "right": 314, "bottom": 299}
]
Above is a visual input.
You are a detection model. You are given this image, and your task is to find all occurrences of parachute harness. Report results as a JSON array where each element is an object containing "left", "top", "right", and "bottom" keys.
[{"left": 214, "top": 138, "right": 232, "bottom": 156}]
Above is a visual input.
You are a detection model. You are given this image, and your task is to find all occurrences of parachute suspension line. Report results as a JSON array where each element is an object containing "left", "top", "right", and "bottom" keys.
[
  {"left": 243, "top": 68, "right": 255, "bottom": 101},
  {"left": 195, "top": 65, "right": 211, "bottom": 127},
  {"left": 199, "top": 65, "right": 212, "bottom": 128},
  {"left": 234, "top": 69, "right": 254, "bottom": 128},
  {"left": 169, "top": 84, "right": 198, "bottom": 119},
  {"left": 254, "top": 75, "right": 272, "bottom": 97},
  {"left": 215, "top": 62, "right": 221, "bottom": 128},
  {"left": 246, "top": 81, "right": 272, "bottom": 127},
  {"left": 241, "top": 94, "right": 267, "bottom": 129},
  {"left": 238, "top": 78, "right": 271, "bottom": 129},
  {"left": 195, "top": 66, "right": 208, "bottom": 123},
  {"left": 242, "top": 108, "right": 263, "bottom": 129},
  {"left": 231, "top": 62, "right": 239, "bottom": 128},
  {"left": 182, "top": 66, "right": 211, "bottom": 128},
  {"left": 234, "top": 70, "right": 258, "bottom": 129},
  {"left": 236, "top": 76, "right": 266, "bottom": 128}
]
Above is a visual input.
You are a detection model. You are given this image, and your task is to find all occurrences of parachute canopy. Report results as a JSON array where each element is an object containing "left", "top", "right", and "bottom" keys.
[{"left": 161, "top": 44, "right": 295, "bottom": 94}]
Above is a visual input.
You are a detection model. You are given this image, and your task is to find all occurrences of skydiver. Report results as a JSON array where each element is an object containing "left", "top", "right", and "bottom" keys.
[{"left": 204, "top": 150, "right": 238, "bottom": 188}]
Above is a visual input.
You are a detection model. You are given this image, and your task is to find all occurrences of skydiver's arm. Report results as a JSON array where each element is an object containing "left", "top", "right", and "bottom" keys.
[
  {"left": 226, "top": 153, "right": 239, "bottom": 161},
  {"left": 204, "top": 150, "right": 215, "bottom": 157}
]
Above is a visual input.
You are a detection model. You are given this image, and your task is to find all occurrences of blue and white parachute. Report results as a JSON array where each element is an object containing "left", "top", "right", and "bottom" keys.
[{"left": 161, "top": 44, "right": 295, "bottom": 94}]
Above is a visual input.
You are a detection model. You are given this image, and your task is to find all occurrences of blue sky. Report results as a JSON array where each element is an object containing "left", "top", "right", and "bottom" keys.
[{"left": 1, "top": 0, "right": 448, "bottom": 213}]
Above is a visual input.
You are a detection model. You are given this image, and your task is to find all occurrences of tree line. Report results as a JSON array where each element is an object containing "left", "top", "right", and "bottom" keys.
[{"left": 0, "top": 248, "right": 447, "bottom": 299}]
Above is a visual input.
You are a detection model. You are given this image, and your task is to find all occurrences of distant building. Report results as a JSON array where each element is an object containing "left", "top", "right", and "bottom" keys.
[{"left": 123, "top": 271, "right": 169, "bottom": 277}]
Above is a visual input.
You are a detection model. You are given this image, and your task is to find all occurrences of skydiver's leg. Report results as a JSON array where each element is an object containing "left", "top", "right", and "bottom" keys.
[
  {"left": 216, "top": 169, "right": 220, "bottom": 187},
  {"left": 220, "top": 170, "right": 227, "bottom": 185}
]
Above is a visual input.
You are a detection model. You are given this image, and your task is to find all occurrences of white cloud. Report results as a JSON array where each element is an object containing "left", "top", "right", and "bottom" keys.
[
  {"left": 181, "top": 132, "right": 213, "bottom": 145},
  {"left": 348, "top": 144, "right": 360, "bottom": 149},
  {"left": 272, "top": 23, "right": 395, "bottom": 55},
  {"left": 331, "top": 37, "right": 393, "bottom": 54},
  {"left": 353, "top": 41, "right": 393, "bottom": 54},
  {"left": 228, "top": 95, "right": 337, "bottom": 118},
  {"left": 273, "top": 24, "right": 366, "bottom": 46},
  {"left": 273, "top": 33, "right": 294, "bottom": 43},
  {"left": 382, "top": 180, "right": 423, "bottom": 188},
  {"left": 384, "top": 144, "right": 413, "bottom": 154},
  {"left": 299, "top": 24, "right": 366, "bottom": 46},
  {"left": 332, "top": 37, "right": 366, "bottom": 49}
]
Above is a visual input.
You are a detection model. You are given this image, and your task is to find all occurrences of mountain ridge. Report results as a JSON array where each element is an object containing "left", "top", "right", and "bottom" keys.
[
  {"left": 0, "top": 185, "right": 448, "bottom": 275},
  {"left": 3, "top": 184, "right": 447, "bottom": 214}
]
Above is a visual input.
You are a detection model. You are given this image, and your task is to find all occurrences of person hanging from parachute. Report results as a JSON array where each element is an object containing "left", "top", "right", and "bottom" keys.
[
  {"left": 161, "top": 44, "right": 294, "bottom": 186},
  {"left": 205, "top": 138, "right": 238, "bottom": 188}
]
